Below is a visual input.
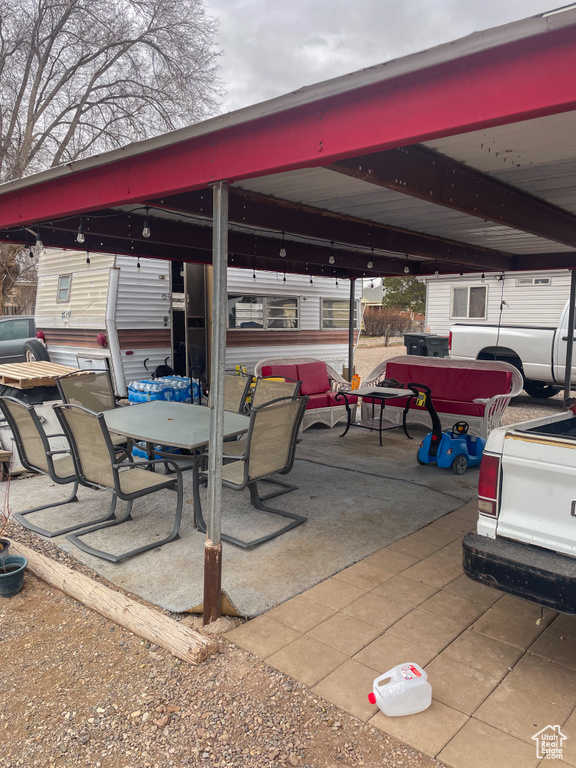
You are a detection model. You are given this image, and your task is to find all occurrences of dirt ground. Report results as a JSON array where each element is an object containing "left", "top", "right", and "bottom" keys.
[
  {"left": 0, "top": 340, "right": 556, "bottom": 768},
  {"left": 0, "top": 561, "right": 438, "bottom": 768}
]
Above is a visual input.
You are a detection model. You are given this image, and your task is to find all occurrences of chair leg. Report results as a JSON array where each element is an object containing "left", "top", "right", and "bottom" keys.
[
  {"left": 257, "top": 476, "right": 298, "bottom": 501},
  {"left": 66, "top": 479, "right": 183, "bottom": 563},
  {"left": 13, "top": 482, "right": 118, "bottom": 538},
  {"left": 192, "top": 460, "right": 306, "bottom": 549}
]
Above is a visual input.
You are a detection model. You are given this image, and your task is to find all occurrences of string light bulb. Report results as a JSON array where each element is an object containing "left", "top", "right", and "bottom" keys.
[
  {"left": 329, "top": 241, "right": 335, "bottom": 266},
  {"left": 28, "top": 245, "right": 34, "bottom": 259},
  {"left": 279, "top": 232, "right": 286, "bottom": 258},
  {"left": 252, "top": 269, "right": 256, "bottom": 280},
  {"left": 367, "top": 259, "right": 374, "bottom": 269},
  {"left": 76, "top": 220, "right": 85, "bottom": 244},
  {"left": 283, "top": 271, "right": 286, "bottom": 283},
  {"left": 35, "top": 231, "right": 43, "bottom": 249},
  {"left": 136, "top": 256, "right": 141, "bottom": 270},
  {"left": 309, "top": 274, "right": 313, "bottom": 284},
  {"left": 481, "top": 272, "right": 486, "bottom": 281},
  {"left": 86, "top": 251, "right": 91, "bottom": 266},
  {"left": 142, "top": 207, "right": 151, "bottom": 239}
]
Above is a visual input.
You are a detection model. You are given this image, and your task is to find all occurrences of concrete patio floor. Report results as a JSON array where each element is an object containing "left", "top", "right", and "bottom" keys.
[
  {"left": 5, "top": 421, "right": 477, "bottom": 617},
  {"left": 226, "top": 500, "right": 576, "bottom": 768}
]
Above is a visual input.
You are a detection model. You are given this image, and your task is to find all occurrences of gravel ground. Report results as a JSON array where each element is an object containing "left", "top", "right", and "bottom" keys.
[
  {"left": 1, "top": 506, "right": 441, "bottom": 768},
  {"left": 0, "top": 340, "right": 562, "bottom": 767}
]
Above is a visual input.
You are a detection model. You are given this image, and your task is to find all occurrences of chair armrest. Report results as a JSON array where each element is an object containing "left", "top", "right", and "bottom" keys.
[
  {"left": 45, "top": 432, "right": 67, "bottom": 440},
  {"left": 46, "top": 448, "right": 71, "bottom": 457}
]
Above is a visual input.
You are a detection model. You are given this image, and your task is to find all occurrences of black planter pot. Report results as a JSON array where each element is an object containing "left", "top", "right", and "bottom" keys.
[
  {"left": 0, "top": 538, "right": 9, "bottom": 561},
  {"left": 0, "top": 555, "right": 27, "bottom": 598}
]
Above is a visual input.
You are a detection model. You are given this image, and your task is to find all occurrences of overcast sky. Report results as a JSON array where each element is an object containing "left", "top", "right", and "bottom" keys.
[{"left": 207, "top": 0, "right": 565, "bottom": 113}]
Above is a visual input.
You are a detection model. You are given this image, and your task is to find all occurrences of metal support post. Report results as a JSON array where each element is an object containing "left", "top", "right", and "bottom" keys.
[
  {"left": 348, "top": 278, "right": 356, "bottom": 382},
  {"left": 203, "top": 181, "right": 228, "bottom": 625},
  {"left": 564, "top": 270, "right": 576, "bottom": 405}
]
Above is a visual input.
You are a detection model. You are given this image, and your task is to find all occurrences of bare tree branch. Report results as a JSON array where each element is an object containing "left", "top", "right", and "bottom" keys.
[{"left": 0, "top": 0, "right": 221, "bottom": 308}]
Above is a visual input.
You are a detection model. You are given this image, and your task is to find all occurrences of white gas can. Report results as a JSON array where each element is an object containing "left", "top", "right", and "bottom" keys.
[{"left": 368, "top": 662, "right": 432, "bottom": 717}]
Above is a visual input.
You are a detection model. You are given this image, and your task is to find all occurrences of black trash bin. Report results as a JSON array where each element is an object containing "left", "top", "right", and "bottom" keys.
[
  {"left": 404, "top": 332, "right": 433, "bottom": 356},
  {"left": 426, "top": 336, "right": 449, "bottom": 358}
]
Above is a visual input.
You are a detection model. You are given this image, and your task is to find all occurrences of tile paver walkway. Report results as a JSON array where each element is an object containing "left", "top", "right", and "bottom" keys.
[{"left": 226, "top": 501, "right": 576, "bottom": 768}]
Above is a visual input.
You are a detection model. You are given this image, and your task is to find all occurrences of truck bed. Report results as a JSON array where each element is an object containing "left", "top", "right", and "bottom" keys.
[{"left": 522, "top": 416, "right": 576, "bottom": 438}]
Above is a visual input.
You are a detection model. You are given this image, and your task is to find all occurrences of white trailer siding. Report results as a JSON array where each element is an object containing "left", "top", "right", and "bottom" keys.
[
  {"left": 423, "top": 270, "right": 571, "bottom": 334},
  {"left": 35, "top": 248, "right": 114, "bottom": 329},
  {"left": 225, "top": 268, "right": 362, "bottom": 373},
  {"left": 115, "top": 256, "right": 171, "bottom": 329}
]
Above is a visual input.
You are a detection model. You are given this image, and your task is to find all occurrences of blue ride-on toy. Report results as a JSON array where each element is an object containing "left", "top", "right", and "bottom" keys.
[{"left": 405, "top": 383, "right": 487, "bottom": 475}]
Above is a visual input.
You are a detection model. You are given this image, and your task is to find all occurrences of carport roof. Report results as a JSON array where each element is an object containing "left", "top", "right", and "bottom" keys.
[{"left": 1, "top": 6, "right": 576, "bottom": 279}]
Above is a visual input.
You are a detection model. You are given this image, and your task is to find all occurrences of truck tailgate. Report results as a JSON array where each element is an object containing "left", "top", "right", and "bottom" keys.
[{"left": 497, "top": 429, "right": 576, "bottom": 557}]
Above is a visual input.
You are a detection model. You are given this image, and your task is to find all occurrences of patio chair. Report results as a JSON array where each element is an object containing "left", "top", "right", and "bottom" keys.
[
  {"left": 53, "top": 403, "right": 184, "bottom": 563},
  {"left": 222, "top": 377, "right": 302, "bottom": 501},
  {"left": 56, "top": 369, "right": 130, "bottom": 452},
  {"left": 192, "top": 395, "right": 308, "bottom": 548},
  {"left": 0, "top": 396, "right": 117, "bottom": 538},
  {"left": 56, "top": 368, "right": 117, "bottom": 411},
  {"left": 208, "top": 374, "right": 253, "bottom": 414}
]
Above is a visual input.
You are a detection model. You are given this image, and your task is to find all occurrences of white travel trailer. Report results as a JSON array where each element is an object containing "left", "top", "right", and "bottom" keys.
[
  {"left": 35, "top": 249, "right": 361, "bottom": 395},
  {"left": 420, "top": 269, "right": 572, "bottom": 335}
]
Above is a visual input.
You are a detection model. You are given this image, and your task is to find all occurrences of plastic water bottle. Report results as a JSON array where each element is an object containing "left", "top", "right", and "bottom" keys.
[{"left": 368, "top": 663, "right": 432, "bottom": 717}]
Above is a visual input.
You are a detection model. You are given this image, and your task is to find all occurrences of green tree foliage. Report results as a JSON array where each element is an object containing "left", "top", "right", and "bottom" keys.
[{"left": 381, "top": 277, "right": 426, "bottom": 315}]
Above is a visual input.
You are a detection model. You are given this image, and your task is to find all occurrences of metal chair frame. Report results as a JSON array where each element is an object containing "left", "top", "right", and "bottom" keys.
[
  {"left": 193, "top": 395, "right": 308, "bottom": 549},
  {"left": 53, "top": 403, "right": 184, "bottom": 563},
  {"left": 0, "top": 396, "right": 117, "bottom": 538}
]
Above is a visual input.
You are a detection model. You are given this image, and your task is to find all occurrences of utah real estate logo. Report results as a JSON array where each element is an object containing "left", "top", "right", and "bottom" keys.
[{"left": 532, "top": 725, "right": 567, "bottom": 760}]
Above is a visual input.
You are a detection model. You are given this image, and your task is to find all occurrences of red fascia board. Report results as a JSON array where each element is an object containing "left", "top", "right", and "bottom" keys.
[{"left": 1, "top": 25, "right": 576, "bottom": 229}]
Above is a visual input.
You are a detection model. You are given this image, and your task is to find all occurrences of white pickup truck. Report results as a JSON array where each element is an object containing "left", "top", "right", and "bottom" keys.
[
  {"left": 448, "top": 299, "right": 576, "bottom": 398},
  {"left": 463, "top": 410, "right": 576, "bottom": 614}
]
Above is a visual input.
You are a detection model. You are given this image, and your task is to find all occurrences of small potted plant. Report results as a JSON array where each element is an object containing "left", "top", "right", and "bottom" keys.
[{"left": 0, "top": 458, "right": 27, "bottom": 598}]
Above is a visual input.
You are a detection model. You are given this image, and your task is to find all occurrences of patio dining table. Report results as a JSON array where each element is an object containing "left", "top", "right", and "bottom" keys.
[{"left": 103, "top": 400, "right": 249, "bottom": 453}]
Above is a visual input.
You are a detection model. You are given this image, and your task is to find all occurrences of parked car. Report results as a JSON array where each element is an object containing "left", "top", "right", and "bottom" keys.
[
  {"left": 0, "top": 316, "right": 49, "bottom": 364},
  {"left": 448, "top": 298, "right": 576, "bottom": 398},
  {"left": 463, "top": 409, "right": 576, "bottom": 614}
]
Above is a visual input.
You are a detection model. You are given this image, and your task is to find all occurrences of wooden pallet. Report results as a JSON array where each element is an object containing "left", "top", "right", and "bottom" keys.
[{"left": 0, "top": 362, "right": 78, "bottom": 389}]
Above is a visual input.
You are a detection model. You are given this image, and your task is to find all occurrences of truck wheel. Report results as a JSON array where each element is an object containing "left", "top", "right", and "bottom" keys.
[
  {"left": 452, "top": 455, "right": 468, "bottom": 475},
  {"left": 24, "top": 340, "right": 50, "bottom": 362},
  {"left": 523, "top": 380, "right": 562, "bottom": 399}
]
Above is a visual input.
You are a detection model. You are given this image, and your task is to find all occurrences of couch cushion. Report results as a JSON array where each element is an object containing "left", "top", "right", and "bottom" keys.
[
  {"left": 305, "top": 393, "right": 330, "bottom": 410},
  {"left": 386, "top": 361, "right": 512, "bottom": 402},
  {"left": 297, "top": 361, "right": 331, "bottom": 396},
  {"left": 326, "top": 392, "right": 357, "bottom": 406},
  {"left": 260, "top": 364, "right": 299, "bottom": 382},
  {"left": 382, "top": 396, "right": 486, "bottom": 418}
]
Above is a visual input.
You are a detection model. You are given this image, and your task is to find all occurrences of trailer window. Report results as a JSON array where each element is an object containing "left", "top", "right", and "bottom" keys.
[
  {"left": 266, "top": 297, "right": 298, "bottom": 329},
  {"left": 57, "top": 275, "right": 72, "bottom": 303},
  {"left": 228, "top": 295, "right": 299, "bottom": 330},
  {"left": 322, "top": 299, "right": 357, "bottom": 329},
  {"left": 451, "top": 286, "right": 486, "bottom": 319}
]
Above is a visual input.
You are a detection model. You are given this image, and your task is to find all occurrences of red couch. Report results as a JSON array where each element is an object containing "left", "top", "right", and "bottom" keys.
[
  {"left": 255, "top": 358, "right": 357, "bottom": 430},
  {"left": 362, "top": 355, "right": 523, "bottom": 437}
]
